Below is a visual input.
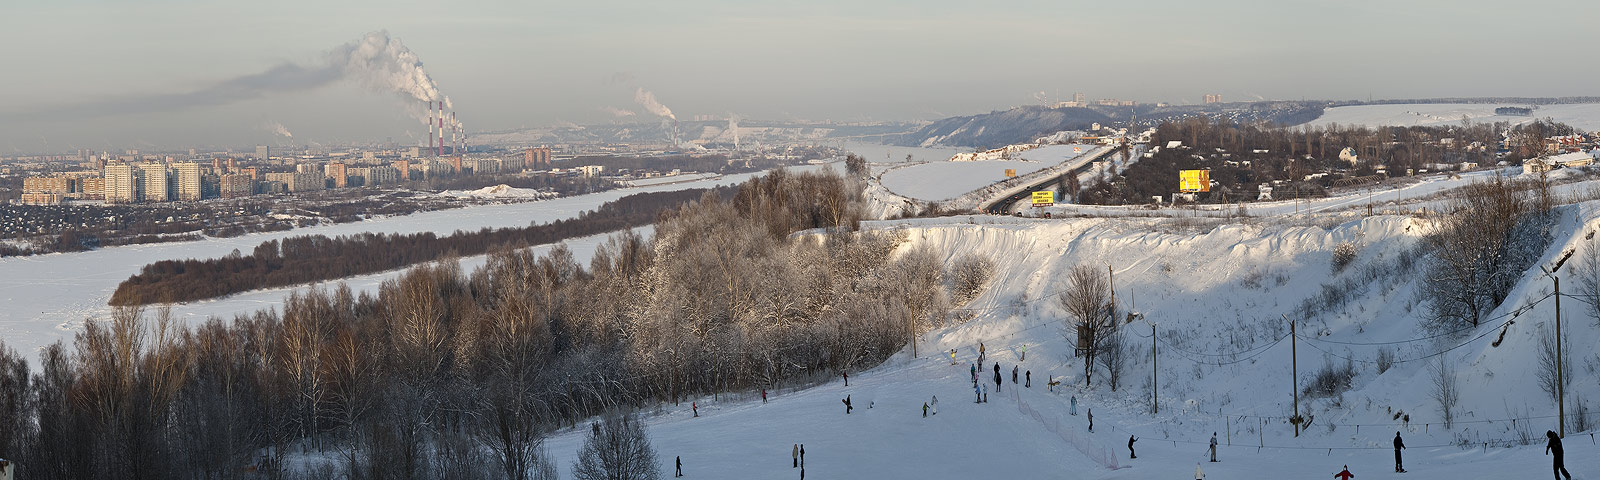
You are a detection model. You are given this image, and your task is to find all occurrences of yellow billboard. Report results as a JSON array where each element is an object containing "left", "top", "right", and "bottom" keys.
[
  {"left": 1031, "top": 190, "right": 1054, "bottom": 206},
  {"left": 1005, "top": 168, "right": 1016, "bottom": 177},
  {"left": 1180, "top": 169, "right": 1211, "bottom": 192}
]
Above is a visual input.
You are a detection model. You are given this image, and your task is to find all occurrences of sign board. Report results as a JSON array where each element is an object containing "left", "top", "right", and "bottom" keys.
[
  {"left": 1031, "top": 190, "right": 1054, "bottom": 206},
  {"left": 1179, "top": 169, "right": 1211, "bottom": 192},
  {"left": 1073, "top": 146, "right": 1083, "bottom": 153},
  {"left": 1004, "top": 168, "right": 1016, "bottom": 177}
]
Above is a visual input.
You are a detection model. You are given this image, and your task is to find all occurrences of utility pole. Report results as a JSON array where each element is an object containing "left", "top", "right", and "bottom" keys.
[
  {"left": 1152, "top": 322, "right": 1158, "bottom": 414},
  {"left": 1543, "top": 249, "right": 1574, "bottom": 437},
  {"left": 1287, "top": 313, "right": 1299, "bottom": 437}
]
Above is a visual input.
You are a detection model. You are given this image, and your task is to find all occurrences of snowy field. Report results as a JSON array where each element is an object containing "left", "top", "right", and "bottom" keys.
[
  {"left": 836, "top": 141, "right": 972, "bottom": 166},
  {"left": 538, "top": 193, "right": 1600, "bottom": 480},
  {"left": 878, "top": 144, "right": 1099, "bottom": 202},
  {"left": 0, "top": 164, "right": 832, "bottom": 362},
  {"left": 1307, "top": 103, "right": 1600, "bottom": 131}
]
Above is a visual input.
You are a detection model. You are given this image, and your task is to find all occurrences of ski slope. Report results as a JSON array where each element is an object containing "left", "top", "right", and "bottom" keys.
[
  {"left": 541, "top": 190, "right": 1600, "bottom": 479},
  {"left": 1307, "top": 103, "right": 1600, "bottom": 132}
]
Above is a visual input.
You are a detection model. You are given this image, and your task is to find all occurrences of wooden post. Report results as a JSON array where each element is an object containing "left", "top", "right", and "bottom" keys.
[
  {"left": 1152, "top": 323, "right": 1158, "bottom": 414},
  {"left": 1557, "top": 274, "right": 1564, "bottom": 437},
  {"left": 1288, "top": 314, "right": 1299, "bottom": 437}
]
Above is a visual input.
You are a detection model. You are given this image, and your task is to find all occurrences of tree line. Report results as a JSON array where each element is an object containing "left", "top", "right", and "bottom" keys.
[
  {"left": 109, "top": 186, "right": 739, "bottom": 306},
  {"left": 1, "top": 167, "right": 993, "bottom": 479}
]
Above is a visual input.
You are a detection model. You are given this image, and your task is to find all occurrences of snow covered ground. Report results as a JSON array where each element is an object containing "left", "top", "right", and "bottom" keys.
[
  {"left": 1308, "top": 103, "right": 1600, "bottom": 131},
  {"left": 443, "top": 184, "right": 559, "bottom": 199},
  {"left": 541, "top": 189, "right": 1600, "bottom": 479},
  {"left": 0, "top": 165, "right": 833, "bottom": 362}
]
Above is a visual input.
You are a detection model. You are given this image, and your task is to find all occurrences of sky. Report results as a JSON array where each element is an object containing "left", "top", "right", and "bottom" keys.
[{"left": 0, "top": 0, "right": 1594, "bottom": 153}]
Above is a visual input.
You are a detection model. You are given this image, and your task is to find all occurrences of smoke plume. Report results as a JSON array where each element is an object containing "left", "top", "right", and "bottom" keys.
[
  {"left": 263, "top": 121, "right": 294, "bottom": 138},
  {"left": 16, "top": 30, "right": 448, "bottom": 123},
  {"left": 634, "top": 88, "right": 675, "bottom": 119},
  {"left": 727, "top": 113, "right": 740, "bottom": 148},
  {"left": 602, "top": 106, "right": 637, "bottom": 117}
]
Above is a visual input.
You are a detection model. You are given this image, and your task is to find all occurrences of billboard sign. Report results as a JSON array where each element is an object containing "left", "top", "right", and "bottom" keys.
[
  {"left": 1180, "top": 169, "right": 1211, "bottom": 192},
  {"left": 1031, "top": 190, "right": 1054, "bottom": 206},
  {"left": 1005, "top": 168, "right": 1016, "bottom": 177}
]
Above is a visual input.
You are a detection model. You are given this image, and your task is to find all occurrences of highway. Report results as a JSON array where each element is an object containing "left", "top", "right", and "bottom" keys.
[{"left": 981, "top": 145, "right": 1124, "bottom": 214}]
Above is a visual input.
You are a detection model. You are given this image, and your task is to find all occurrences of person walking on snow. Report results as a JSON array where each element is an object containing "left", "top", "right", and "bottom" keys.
[
  {"left": 675, "top": 456, "right": 682, "bottom": 477},
  {"left": 994, "top": 369, "right": 1002, "bottom": 393},
  {"left": 950, "top": 349, "right": 957, "bottom": 365},
  {"left": 792, "top": 444, "right": 798, "bottom": 468},
  {"left": 1025, "top": 370, "right": 1031, "bottom": 388},
  {"left": 1209, "top": 432, "right": 1218, "bottom": 462},
  {"left": 1021, "top": 344, "right": 1026, "bottom": 361},
  {"left": 1012, "top": 365, "right": 1018, "bottom": 384},
  {"left": 975, "top": 383, "right": 982, "bottom": 403},
  {"left": 1547, "top": 430, "right": 1572, "bottom": 480},
  {"left": 980, "top": 342, "right": 985, "bottom": 356},
  {"left": 843, "top": 371, "right": 848, "bottom": 386},
  {"left": 692, "top": 402, "right": 698, "bottom": 417},
  {"left": 971, "top": 364, "right": 977, "bottom": 386},
  {"left": 1087, "top": 408, "right": 1093, "bottom": 432},
  {"left": 1334, "top": 465, "right": 1354, "bottom": 480},
  {"left": 1393, "top": 431, "right": 1406, "bottom": 473},
  {"left": 1070, "top": 395, "right": 1077, "bottom": 415},
  {"left": 931, "top": 395, "right": 938, "bottom": 415},
  {"left": 1128, "top": 435, "right": 1139, "bottom": 459},
  {"left": 800, "top": 444, "right": 805, "bottom": 467},
  {"left": 1195, "top": 463, "right": 1205, "bottom": 480},
  {"left": 982, "top": 383, "right": 988, "bottom": 403},
  {"left": 762, "top": 389, "right": 767, "bottom": 404},
  {"left": 842, "top": 395, "right": 852, "bottom": 414},
  {"left": 923, "top": 402, "right": 929, "bottom": 417}
]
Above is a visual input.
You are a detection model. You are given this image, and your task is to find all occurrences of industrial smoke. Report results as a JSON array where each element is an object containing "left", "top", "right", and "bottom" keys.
[{"left": 634, "top": 88, "right": 675, "bottom": 119}]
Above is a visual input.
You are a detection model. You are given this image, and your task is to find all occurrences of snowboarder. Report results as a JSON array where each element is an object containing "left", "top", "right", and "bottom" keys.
[
  {"left": 931, "top": 395, "right": 938, "bottom": 415},
  {"left": 676, "top": 456, "right": 683, "bottom": 477},
  {"left": 842, "top": 395, "right": 852, "bottom": 414},
  {"left": 1087, "top": 409, "right": 1093, "bottom": 432},
  {"left": 762, "top": 389, "right": 768, "bottom": 404},
  {"left": 1070, "top": 395, "right": 1077, "bottom": 415},
  {"left": 1334, "top": 465, "right": 1354, "bottom": 480},
  {"left": 1393, "top": 431, "right": 1406, "bottom": 473},
  {"left": 692, "top": 402, "right": 698, "bottom": 417},
  {"left": 923, "top": 402, "right": 929, "bottom": 417},
  {"left": 1012, "top": 365, "right": 1019, "bottom": 384},
  {"left": 1209, "top": 432, "right": 1218, "bottom": 462},
  {"left": 1128, "top": 435, "right": 1139, "bottom": 459},
  {"left": 1195, "top": 463, "right": 1205, "bottom": 480},
  {"left": 1547, "top": 430, "right": 1572, "bottom": 480},
  {"left": 1026, "top": 370, "right": 1031, "bottom": 388},
  {"left": 793, "top": 444, "right": 798, "bottom": 468}
]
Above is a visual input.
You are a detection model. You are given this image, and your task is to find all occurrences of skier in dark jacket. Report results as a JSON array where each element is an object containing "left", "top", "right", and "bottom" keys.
[
  {"left": 1547, "top": 430, "right": 1571, "bottom": 480},
  {"left": 1128, "top": 435, "right": 1139, "bottom": 459},
  {"left": 1393, "top": 432, "right": 1405, "bottom": 472},
  {"left": 993, "top": 370, "right": 1002, "bottom": 392},
  {"left": 1025, "top": 370, "right": 1031, "bottom": 388}
]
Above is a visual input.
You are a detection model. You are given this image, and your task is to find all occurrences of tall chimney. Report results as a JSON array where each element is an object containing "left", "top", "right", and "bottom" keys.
[{"left": 428, "top": 101, "right": 435, "bottom": 155}]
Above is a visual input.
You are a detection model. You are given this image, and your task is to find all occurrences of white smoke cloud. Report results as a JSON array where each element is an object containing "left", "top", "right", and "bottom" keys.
[
  {"left": 602, "top": 106, "right": 637, "bottom": 117},
  {"left": 727, "top": 112, "right": 740, "bottom": 148},
  {"left": 263, "top": 121, "right": 293, "bottom": 138},
  {"left": 634, "top": 88, "right": 675, "bottom": 119},
  {"left": 17, "top": 30, "right": 450, "bottom": 124}
]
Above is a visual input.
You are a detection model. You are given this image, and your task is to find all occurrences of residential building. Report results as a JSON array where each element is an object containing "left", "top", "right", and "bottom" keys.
[
  {"left": 220, "top": 174, "right": 254, "bottom": 198},
  {"left": 255, "top": 145, "right": 270, "bottom": 160},
  {"left": 263, "top": 172, "right": 325, "bottom": 193},
  {"left": 104, "top": 163, "right": 139, "bottom": 203},
  {"left": 325, "top": 163, "right": 348, "bottom": 188},
  {"left": 173, "top": 162, "right": 202, "bottom": 201}
]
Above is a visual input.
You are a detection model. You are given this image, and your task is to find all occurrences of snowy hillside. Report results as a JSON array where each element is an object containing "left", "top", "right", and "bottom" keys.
[
  {"left": 538, "top": 174, "right": 1600, "bottom": 479},
  {"left": 1308, "top": 103, "right": 1600, "bottom": 131}
]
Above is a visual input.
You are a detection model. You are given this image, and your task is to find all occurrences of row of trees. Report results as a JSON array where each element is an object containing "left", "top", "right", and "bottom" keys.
[
  {"left": 0, "top": 168, "right": 994, "bottom": 479},
  {"left": 110, "top": 186, "right": 738, "bottom": 306}
]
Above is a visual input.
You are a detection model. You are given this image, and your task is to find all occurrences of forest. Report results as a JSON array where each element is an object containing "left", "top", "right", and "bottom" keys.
[
  {"left": 0, "top": 166, "right": 993, "bottom": 479},
  {"left": 109, "top": 186, "right": 738, "bottom": 306}
]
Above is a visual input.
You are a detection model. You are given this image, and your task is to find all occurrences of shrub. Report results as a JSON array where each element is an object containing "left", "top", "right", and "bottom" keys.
[{"left": 1331, "top": 242, "right": 1357, "bottom": 273}]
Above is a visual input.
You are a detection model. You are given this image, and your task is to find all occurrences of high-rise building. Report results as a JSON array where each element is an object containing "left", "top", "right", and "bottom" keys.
[
  {"left": 525, "top": 147, "right": 551, "bottom": 169},
  {"left": 1073, "top": 92, "right": 1086, "bottom": 104},
  {"left": 1203, "top": 94, "right": 1222, "bottom": 104},
  {"left": 391, "top": 160, "right": 411, "bottom": 181},
  {"left": 139, "top": 163, "right": 170, "bottom": 202},
  {"left": 220, "top": 174, "right": 254, "bottom": 198},
  {"left": 255, "top": 145, "right": 270, "bottom": 160},
  {"left": 104, "top": 163, "right": 139, "bottom": 203},
  {"left": 173, "top": 162, "right": 202, "bottom": 201},
  {"left": 325, "top": 163, "right": 348, "bottom": 188}
]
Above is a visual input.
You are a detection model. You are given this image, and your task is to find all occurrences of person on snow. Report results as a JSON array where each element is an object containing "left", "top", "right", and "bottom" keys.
[
  {"left": 1087, "top": 408, "right": 1094, "bottom": 432},
  {"left": 675, "top": 456, "right": 683, "bottom": 477},
  {"left": 931, "top": 395, "right": 938, "bottom": 415},
  {"left": 842, "top": 395, "right": 852, "bottom": 414},
  {"left": 1547, "top": 430, "right": 1572, "bottom": 480},
  {"left": 1393, "top": 431, "right": 1406, "bottom": 473},
  {"left": 793, "top": 444, "right": 799, "bottom": 468},
  {"left": 1012, "top": 365, "right": 1019, "bottom": 384},
  {"left": 1334, "top": 465, "right": 1354, "bottom": 480},
  {"left": 1195, "top": 463, "right": 1205, "bottom": 480},
  {"left": 971, "top": 364, "right": 977, "bottom": 386},
  {"left": 994, "top": 370, "right": 1002, "bottom": 393},
  {"left": 800, "top": 444, "right": 805, "bottom": 467},
  {"left": 762, "top": 389, "right": 768, "bottom": 404},
  {"left": 1209, "top": 432, "right": 1218, "bottom": 462},
  {"left": 950, "top": 349, "right": 957, "bottom": 365},
  {"left": 1026, "top": 370, "right": 1031, "bottom": 388},
  {"left": 692, "top": 402, "right": 698, "bottom": 417},
  {"left": 983, "top": 383, "right": 988, "bottom": 403},
  {"left": 843, "top": 371, "right": 848, "bottom": 386},
  {"left": 923, "top": 402, "right": 929, "bottom": 418},
  {"left": 1070, "top": 395, "right": 1077, "bottom": 415},
  {"left": 1021, "top": 344, "right": 1026, "bottom": 361},
  {"left": 1128, "top": 435, "right": 1139, "bottom": 459},
  {"left": 980, "top": 342, "right": 985, "bottom": 356},
  {"left": 975, "top": 383, "right": 982, "bottom": 403}
]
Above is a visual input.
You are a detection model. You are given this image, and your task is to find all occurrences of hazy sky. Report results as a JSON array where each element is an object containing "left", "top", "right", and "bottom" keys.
[{"left": 0, "top": 0, "right": 1593, "bottom": 153}]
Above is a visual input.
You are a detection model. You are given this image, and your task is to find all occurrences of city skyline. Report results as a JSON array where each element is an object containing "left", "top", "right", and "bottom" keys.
[{"left": 0, "top": 0, "right": 1594, "bottom": 152}]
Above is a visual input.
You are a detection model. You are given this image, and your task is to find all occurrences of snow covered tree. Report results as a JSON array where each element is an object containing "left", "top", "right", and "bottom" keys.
[
  {"left": 1060, "top": 265, "right": 1112, "bottom": 386},
  {"left": 572, "top": 413, "right": 660, "bottom": 480}
]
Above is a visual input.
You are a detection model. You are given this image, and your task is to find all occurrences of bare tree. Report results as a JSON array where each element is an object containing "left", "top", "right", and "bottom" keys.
[
  {"left": 1571, "top": 245, "right": 1600, "bottom": 328},
  {"left": 1537, "top": 325, "right": 1571, "bottom": 406},
  {"left": 1430, "top": 356, "right": 1459, "bottom": 429},
  {"left": 1060, "top": 265, "right": 1111, "bottom": 386},
  {"left": 1096, "top": 316, "right": 1128, "bottom": 392},
  {"left": 572, "top": 413, "right": 660, "bottom": 480}
]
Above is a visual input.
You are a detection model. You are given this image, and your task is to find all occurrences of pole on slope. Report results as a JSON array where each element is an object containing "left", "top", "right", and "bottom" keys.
[
  {"left": 1152, "top": 322, "right": 1158, "bottom": 415},
  {"left": 1287, "top": 313, "right": 1299, "bottom": 438},
  {"left": 1544, "top": 249, "right": 1573, "bottom": 437}
]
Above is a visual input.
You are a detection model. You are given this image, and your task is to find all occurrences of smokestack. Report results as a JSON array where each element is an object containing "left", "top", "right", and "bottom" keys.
[
  {"left": 451, "top": 112, "right": 457, "bottom": 155},
  {"left": 428, "top": 101, "right": 435, "bottom": 154},
  {"left": 437, "top": 103, "right": 444, "bottom": 156}
]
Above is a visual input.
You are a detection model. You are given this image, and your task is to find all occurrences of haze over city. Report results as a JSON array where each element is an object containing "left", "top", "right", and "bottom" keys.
[{"left": 1, "top": 0, "right": 1593, "bottom": 151}]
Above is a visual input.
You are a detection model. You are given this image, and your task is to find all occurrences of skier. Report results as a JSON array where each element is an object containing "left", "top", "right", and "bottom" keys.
[
  {"left": 1195, "top": 463, "right": 1205, "bottom": 480},
  {"left": 1334, "top": 465, "right": 1354, "bottom": 480},
  {"left": 762, "top": 389, "right": 768, "bottom": 404},
  {"left": 792, "top": 444, "right": 798, "bottom": 468},
  {"left": 1070, "top": 395, "right": 1077, "bottom": 415},
  {"left": 983, "top": 383, "right": 988, "bottom": 403},
  {"left": 975, "top": 383, "right": 982, "bottom": 403},
  {"left": 950, "top": 349, "right": 957, "bottom": 365},
  {"left": 923, "top": 402, "right": 929, "bottom": 418},
  {"left": 1393, "top": 431, "right": 1406, "bottom": 473},
  {"left": 1012, "top": 365, "right": 1019, "bottom": 384},
  {"left": 1209, "top": 432, "right": 1218, "bottom": 462},
  {"left": 994, "top": 369, "right": 1002, "bottom": 393},
  {"left": 980, "top": 342, "right": 985, "bottom": 356},
  {"left": 692, "top": 402, "right": 698, "bottom": 417},
  {"left": 676, "top": 456, "right": 683, "bottom": 477},
  {"left": 800, "top": 444, "right": 805, "bottom": 467},
  {"left": 1087, "top": 408, "right": 1094, "bottom": 432},
  {"left": 1547, "top": 430, "right": 1572, "bottom": 480},
  {"left": 971, "top": 364, "right": 977, "bottom": 387},
  {"left": 1021, "top": 344, "right": 1026, "bottom": 361},
  {"left": 842, "top": 395, "right": 852, "bottom": 414},
  {"left": 931, "top": 395, "right": 938, "bottom": 415},
  {"left": 843, "top": 371, "right": 848, "bottom": 387},
  {"left": 1026, "top": 370, "right": 1031, "bottom": 388},
  {"left": 1128, "top": 435, "right": 1139, "bottom": 459}
]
